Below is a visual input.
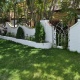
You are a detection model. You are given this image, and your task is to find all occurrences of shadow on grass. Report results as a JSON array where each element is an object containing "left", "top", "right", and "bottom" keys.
[{"left": 0, "top": 39, "right": 80, "bottom": 80}]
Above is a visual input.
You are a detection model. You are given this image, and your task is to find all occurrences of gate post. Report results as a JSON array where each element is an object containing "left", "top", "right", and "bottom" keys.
[{"left": 52, "top": 26, "right": 56, "bottom": 48}]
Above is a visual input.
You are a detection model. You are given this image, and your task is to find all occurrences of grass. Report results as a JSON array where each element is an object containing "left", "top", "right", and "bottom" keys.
[{"left": 0, "top": 39, "right": 80, "bottom": 80}]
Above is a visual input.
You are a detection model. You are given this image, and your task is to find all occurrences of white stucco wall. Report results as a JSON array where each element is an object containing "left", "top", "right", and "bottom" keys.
[
  {"left": 69, "top": 19, "right": 80, "bottom": 53},
  {"left": 6, "top": 20, "right": 54, "bottom": 43},
  {"left": 6, "top": 22, "right": 18, "bottom": 36},
  {"left": 5, "top": 22, "right": 35, "bottom": 37},
  {"left": 0, "top": 20, "right": 55, "bottom": 48},
  {"left": 0, "top": 35, "right": 52, "bottom": 49},
  {"left": 19, "top": 25, "right": 35, "bottom": 37},
  {"left": 40, "top": 20, "right": 55, "bottom": 43}
]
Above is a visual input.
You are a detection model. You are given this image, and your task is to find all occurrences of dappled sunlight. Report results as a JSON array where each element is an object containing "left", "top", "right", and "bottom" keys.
[
  {"left": 65, "top": 59, "right": 69, "bottom": 63},
  {"left": 33, "top": 69, "right": 42, "bottom": 79},
  {"left": 0, "top": 39, "right": 80, "bottom": 80},
  {"left": 29, "top": 50, "right": 41, "bottom": 56},
  {"left": 0, "top": 68, "right": 10, "bottom": 80},
  {"left": 63, "top": 65, "right": 74, "bottom": 74},
  {"left": 74, "top": 72, "right": 80, "bottom": 80},
  {"left": 0, "top": 55, "right": 3, "bottom": 59},
  {"left": 41, "top": 54, "right": 46, "bottom": 58},
  {"left": 7, "top": 70, "right": 20, "bottom": 80},
  {"left": 33, "top": 64, "right": 41, "bottom": 68}
]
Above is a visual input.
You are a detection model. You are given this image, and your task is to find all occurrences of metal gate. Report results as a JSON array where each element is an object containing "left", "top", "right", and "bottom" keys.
[{"left": 53, "top": 22, "right": 69, "bottom": 49}]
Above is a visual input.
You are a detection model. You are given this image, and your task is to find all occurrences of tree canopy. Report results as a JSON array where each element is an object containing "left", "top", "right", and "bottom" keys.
[{"left": 0, "top": 0, "right": 80, "bottom": 26}]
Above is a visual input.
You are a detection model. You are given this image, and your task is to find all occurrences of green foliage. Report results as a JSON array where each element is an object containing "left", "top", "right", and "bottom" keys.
[
  {"left": 16, "top": 27, "right": 25, "bottom": 39},
  {"left": 61, "top": 1, "right": 78, "bottom": 25},
  {"left": 25, "top": 35, "right": 35, "bottom": 41},
  {"left": 6, "top": 32, "right": 15, "bottom": 37},
  {"left": 35, "top": 22, "right": 45, "bottom": 43},
  {"left": 38, "top": 0, "right": 43, "bottom": 4},
  {"left": 26, "top": 0, "right": 31, "bottom": 6}
]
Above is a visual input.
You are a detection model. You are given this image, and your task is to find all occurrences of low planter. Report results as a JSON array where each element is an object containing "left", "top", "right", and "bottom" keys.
[{"left": 0, "top": 35, "right": 52, "bottom": 49}]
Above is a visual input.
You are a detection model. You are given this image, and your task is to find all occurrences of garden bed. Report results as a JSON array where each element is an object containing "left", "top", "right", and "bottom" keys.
[{"left": 0, "top": 35, "right": 52, "bottom": 49}]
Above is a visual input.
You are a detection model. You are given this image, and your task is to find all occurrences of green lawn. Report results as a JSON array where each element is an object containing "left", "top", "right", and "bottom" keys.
[{"left": 0, "top": 39, "right": 80, "bottom": 80}]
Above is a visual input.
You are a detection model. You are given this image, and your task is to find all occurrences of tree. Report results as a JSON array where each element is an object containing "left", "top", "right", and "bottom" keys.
[
  {"left": 61, "top": 0, "right": 80, "bottom": 26},
  {"left": 26, "top": 0, "right": 59, "bottom": 25}
]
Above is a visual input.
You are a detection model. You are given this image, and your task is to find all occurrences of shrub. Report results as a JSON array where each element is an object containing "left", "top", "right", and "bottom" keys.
[
  {"left": 6, "top": 32, "right": 15, "bottom": 37},
  {"left": 35, "top": 22, "right": 45, "bottom": 43},
  {"left": 3, "top": 29, "right": 7, "bottom": 36},
  {"left": 0, "top": 27, "right": 7, "bottom": 36},
  {"left": 16, "top": 27, "right": 25, "bottom": 39}
]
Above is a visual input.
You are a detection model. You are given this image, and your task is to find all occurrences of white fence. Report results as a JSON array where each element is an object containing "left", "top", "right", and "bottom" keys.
[
  {"left": 6, "top": 22, "right": 35, "bottom": 37},
  {"left": 0, "top": 20, "right": 54, "bottom": 49},
  {"left": 0, "top": 35, "right": 52, "bottom": 49},
  {"left": 40, "top": 20, "right": 56, "bottom": 44},
  {"left": 6, "top": 20, "right": 54, "bottom": 43},
  {"left": 68, "top": 19, "right": 80, "bottom": 53},
  {"left": 1, "top": 19, "right": 80, "bottom": 52}
]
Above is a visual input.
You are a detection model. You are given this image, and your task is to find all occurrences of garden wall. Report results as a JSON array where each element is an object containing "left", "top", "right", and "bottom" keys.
[
  {"left": 68, "top": 19, "right": 80, "bottom": 53},
  {"left": 6, "top": 20, "right": 54, "bottom": 43},
  {"left": 40, "top": 20, "right": 55, "bottom": 43},
  {"left": 5, "top": 22, "right": 35, "bottom": 37},
  {"left": 0, "top": 20, "right": 54, "bottom": 49},
  {"left": 6, "top": 22, "right": 18, "bottom": 36},
  {"left": 0, "top": 35, "right": 52, "bottom": 49}
]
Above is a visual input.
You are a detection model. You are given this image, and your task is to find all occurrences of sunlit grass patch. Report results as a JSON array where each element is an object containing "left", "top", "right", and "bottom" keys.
[{"left": 0, "top": 39, "right": 80, "bottom": 80}]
